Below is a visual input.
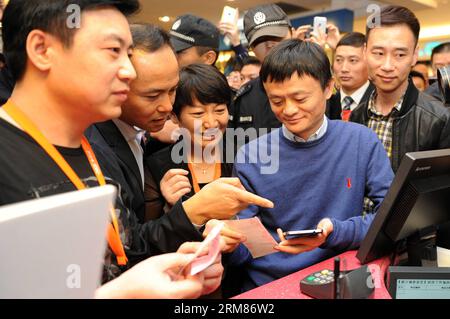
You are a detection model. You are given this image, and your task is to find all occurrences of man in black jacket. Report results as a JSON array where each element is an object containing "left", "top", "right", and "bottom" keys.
[
  {"left": 86, "top": 24, "right": 178, "bottom": 223},
  {"left": 350, "top": 5, "right": 450, "bottom": 172},
  {"left": 328, "top": 32, "right": 374, "bottom": 120}
]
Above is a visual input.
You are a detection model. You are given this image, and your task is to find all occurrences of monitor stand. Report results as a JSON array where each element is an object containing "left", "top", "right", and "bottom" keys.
[
  {"left": 394, "top": 221, "right": 450, "bottom": 267},
  {"left": 405, "top": 225, "right": 438, "bottom": 267}
]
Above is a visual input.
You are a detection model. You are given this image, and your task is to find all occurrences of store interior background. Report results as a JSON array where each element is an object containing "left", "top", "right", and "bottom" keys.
[{"left": 132, "top": 0, "right": 450, "bottom": 74}]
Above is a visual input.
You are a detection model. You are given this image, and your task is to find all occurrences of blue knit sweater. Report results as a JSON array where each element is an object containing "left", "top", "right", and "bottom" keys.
[{"left": 230, "top": 120, "right": 394, "bottom": 291}]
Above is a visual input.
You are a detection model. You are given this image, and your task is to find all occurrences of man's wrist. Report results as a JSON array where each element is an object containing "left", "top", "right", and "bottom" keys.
[
  {"left": 323, "top": 218, "right": 334, "bottom": 236},
  {"left": 182, "top": 196, "right": 208, "bottom": 225},
  {"left": 230, "top": 38, "right": 241, "bottom": 47}
]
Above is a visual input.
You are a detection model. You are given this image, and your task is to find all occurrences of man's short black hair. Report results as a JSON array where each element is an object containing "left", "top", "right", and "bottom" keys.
[
  {"left": 2, "top": 0, "right": 140, "bottom": 81},
  {"left": 260, "top": 39, "right": 332, "bottom": 90},
  {"left": 173, "top": 63, "right": 232, "bottom": 117},
  {"left": 409, "top": 70, "right": 426, "bottom": 82},
  {"left": 194, "top": 46, "right": 219, "bottom": 65},
  {"left": 366, "top": 5, "right": 420, "bottom": 45},
  {"left": 130, "top": 23, "right": 172, "bottom": 53},
  {"left": 241, "top": 56, "right": 262, "bottom": 67},
  {"left": 336, "top": 32, "right": 366, "bottom": 49},
  {"left": 431, "top": 42, "right": 450, "bottom": 63}
]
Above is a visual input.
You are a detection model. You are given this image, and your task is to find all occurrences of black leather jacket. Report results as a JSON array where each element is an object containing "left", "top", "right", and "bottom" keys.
[{"left": 350, "top": 79, "right": 450, "bottom": 172}]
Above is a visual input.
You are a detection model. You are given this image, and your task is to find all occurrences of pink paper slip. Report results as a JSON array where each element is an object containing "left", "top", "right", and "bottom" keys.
[
  {"left": 223, "top": 217, "right": 278, "bottom": 258},
  {"left": 189, "top": 222, "right": 224, "bottom": 276}
]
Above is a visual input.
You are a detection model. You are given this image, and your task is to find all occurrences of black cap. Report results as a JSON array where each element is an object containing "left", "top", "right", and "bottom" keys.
[
  {"left": 244, "top": 4, "right": 291, "bottom": 47},
  {"left": 169, "top": 14, "right": 220, "bottom": 53}
]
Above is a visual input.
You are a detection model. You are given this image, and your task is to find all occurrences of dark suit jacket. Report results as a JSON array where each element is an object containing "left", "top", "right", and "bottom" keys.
[
  {"left": 0, "top": 66, "right": 14, "bottom": 106},
  {"left": 85, "top": 120, "right": 145, "bottom": 222},
  {"left": 85, "top": 121, "right": 203, "bottom": 259},
  {"left": 326, "top": 83, "right": 375, "bottom": 120},
  {"left": 425, "top": 81, "right": 445, "bottom": 103}
]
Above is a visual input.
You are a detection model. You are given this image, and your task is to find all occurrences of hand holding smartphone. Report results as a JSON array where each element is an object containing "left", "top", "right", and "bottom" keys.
[
  {"left": 282, "top": 228, "right": 323, "bottom": 239},
  {"left": 313, "top": 16, "right": 327, "bottom": 36},
  {"left": 221, "top": 6, "right": 238, "bottom": 25}
]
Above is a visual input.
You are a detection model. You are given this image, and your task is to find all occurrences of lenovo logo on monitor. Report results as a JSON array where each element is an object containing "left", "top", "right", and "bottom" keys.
[{"left": 415, "top": 166, "right": 431, "bottom": 172}]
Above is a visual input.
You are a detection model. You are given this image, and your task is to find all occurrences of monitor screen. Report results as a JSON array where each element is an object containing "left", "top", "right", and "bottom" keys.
[{"left": 357, "top": 149, "right": 450, "bottom": 264}]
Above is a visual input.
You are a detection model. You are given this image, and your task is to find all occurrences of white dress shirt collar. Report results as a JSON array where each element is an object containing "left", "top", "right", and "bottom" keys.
[
  {"left": 340, "top": 81, "right": 370, "bottom": 111},
  {"left": 282, "top": 116, "right": 328, "bottom": 143},
  {"left": 112, "top": 119, "right": 145, "bottom": 144},
  {"left": 112, "top": 119, "right": 146, "bottom": 189}
]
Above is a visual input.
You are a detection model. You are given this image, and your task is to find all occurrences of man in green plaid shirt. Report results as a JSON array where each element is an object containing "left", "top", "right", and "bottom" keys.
[{"left": 366, "top": 92, "right": 404, "bottom": 160}]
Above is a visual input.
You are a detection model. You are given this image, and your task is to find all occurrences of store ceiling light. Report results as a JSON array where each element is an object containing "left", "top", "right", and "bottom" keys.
[
  {"left": 158, "top": 16, "right": 171, "bottom": 23},
  {"left": 420, "top": 24, "right": 450, "bottom": 39}
]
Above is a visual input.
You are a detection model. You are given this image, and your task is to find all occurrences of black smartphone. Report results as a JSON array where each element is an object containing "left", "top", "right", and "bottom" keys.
[{"left": 283, "top": 229, "right": 323, "bottom": 239}]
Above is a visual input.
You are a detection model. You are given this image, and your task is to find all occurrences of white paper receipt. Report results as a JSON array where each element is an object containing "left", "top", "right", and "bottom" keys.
[{"left": 223, "top": 217, "right": 278, "bottom": 258}]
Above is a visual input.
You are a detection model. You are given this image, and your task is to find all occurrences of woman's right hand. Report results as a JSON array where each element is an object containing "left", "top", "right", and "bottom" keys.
[
  {"left": 203, "top": 219, "right": 246, "bottom": 253},
  {"left": 160, "top": 169, "right": 192, "bottom": 206}
]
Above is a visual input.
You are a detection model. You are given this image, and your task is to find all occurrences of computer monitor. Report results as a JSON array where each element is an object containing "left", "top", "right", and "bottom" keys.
[
  {"left": 0, "top": 186, "right": 116, "bottom": 298},
  {"left": 357, "top": 149, "right": 450, "bottom": 264}
]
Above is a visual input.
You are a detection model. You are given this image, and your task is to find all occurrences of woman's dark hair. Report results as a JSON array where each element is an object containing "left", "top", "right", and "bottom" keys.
[
  {"left": 260, "top": 39, "right": 332, "bottom": 90},
  {"left": 2, "top": 0, "right": 140, "bottom": 81},
  {"left": 173, "top": 64, "right": 232, "bottom": 117},
  {"left": 366, "top": 5, "right": 420, "bottom": 45}
]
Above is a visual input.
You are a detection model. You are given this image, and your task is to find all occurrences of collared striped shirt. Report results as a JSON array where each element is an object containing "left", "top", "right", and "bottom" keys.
[
  {"left": 363, "top": 91, "right": 403, "bottom": 215},
  {"left": 367, "top": 91, "right": 404, "bottom": 159}
]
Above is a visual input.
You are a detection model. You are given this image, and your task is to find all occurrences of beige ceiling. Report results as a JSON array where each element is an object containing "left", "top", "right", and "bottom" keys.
[
  {"left": 134, "top": 0, "right": 331, "bottom": 28},
  {"left": 133, "top": 0, "right": 450, "bottom": 30}
]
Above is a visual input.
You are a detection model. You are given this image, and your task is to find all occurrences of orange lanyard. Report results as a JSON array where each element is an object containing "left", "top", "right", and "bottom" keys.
[
  {"left": 187, "top": 162, "right": 221, "bottom": 193},
  {"left": 3, "top": 100, "right": 128, "bottom": 266}
]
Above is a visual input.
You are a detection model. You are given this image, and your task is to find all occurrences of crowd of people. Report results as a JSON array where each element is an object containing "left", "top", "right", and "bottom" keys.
[{"left": 0, "top": 0, "right": 449, "bottom": 299}]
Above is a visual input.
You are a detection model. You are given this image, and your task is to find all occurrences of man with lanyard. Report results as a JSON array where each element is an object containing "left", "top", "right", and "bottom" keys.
[{"left": 0, "top": 0, "right": 272, "bottom": 284}]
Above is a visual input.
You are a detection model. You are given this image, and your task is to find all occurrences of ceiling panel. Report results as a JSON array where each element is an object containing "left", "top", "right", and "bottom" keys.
[{"left": 133, "top": 0, "right": 330, "bottom": 28}]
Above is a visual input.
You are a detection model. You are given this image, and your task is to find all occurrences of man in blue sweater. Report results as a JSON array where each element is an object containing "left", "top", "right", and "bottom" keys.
[{"left": 222, "top": 39, "right": 394, "bottom": 292}]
